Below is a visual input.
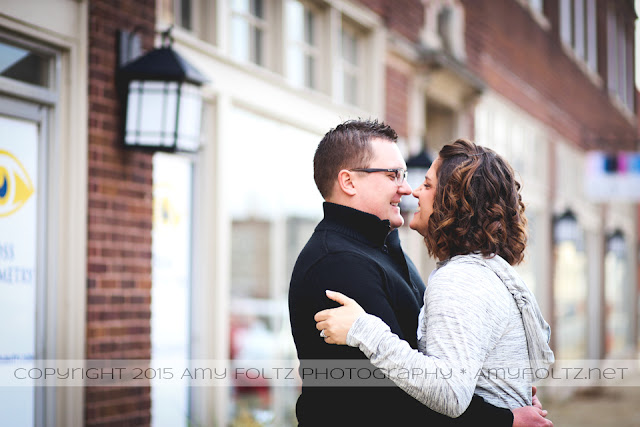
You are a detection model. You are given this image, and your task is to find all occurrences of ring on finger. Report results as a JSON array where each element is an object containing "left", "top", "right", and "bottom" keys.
[{"left": 320, "top": 329, "right": 327, "bottom": 338}]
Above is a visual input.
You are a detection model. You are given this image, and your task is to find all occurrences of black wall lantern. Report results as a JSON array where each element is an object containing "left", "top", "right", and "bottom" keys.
[
  {"left": 606, "top": 229, "right": 626, "bottom": 258},
  {"left": 400, "top": 149, "right": 433, "bottom": 213},
  {"left": 117, "top": 28, "right": 207, "bottom": 152},
  {"left": 553, "top": 209, "right": 579, "bottom": 244}
]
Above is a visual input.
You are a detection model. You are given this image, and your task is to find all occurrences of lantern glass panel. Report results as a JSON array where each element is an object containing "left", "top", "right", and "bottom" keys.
[
  {"left": 139, "top": 81, "right": 166, "bottom": 141},
  {"left": 125, "top": 81, "right": 141, "bottom": 143},
  {"left": 162, "top": 82, "right": 179, "bottom": 147},
  {"left": 176, "top": 83, "right": 202, "bottom": 152}
]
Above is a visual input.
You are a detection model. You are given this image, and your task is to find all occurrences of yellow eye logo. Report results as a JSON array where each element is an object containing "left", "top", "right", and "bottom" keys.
[{"left": 0, "top": 150, "right": 35, "bottom": 217}]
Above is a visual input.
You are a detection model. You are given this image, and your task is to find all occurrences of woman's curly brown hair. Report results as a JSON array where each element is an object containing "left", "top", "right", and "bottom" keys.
[{"left": 424, "top": 139, "right": 527, "bottom": 266}]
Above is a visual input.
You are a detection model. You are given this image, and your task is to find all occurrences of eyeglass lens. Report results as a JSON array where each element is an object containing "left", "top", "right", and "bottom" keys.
[{"left": 396, "top": 169, "right": 407, "bottom": 185}]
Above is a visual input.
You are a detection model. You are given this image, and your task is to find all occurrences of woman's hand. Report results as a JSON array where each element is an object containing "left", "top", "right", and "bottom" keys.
[{"left": 314, "top": 290, "right": 365, "bottom": 345}]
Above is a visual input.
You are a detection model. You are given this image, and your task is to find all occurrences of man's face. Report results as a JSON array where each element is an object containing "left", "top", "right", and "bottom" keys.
[{"left": 351, "top": 138, "right": 412, "bottom": 229}]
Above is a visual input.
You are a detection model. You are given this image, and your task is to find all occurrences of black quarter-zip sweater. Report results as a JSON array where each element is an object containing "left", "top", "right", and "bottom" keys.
[{"left": 288, "top": 202, "right": 513, "bottom": 426}]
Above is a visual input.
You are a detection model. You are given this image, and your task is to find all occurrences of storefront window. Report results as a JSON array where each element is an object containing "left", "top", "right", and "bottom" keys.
[
  {"left": 604, "top": 230, "right": 630, "bottom": 357},
  {"left": 0, "top": 34, "right": 59, "bottom": 426},
  {"left": 553, "top": 212, "right": 588, "bottom": 360},
  {"left": 228, "top": 107, "right": 322, "bottom": 424},
  {"left": 475, "top": 100, "right": 545, "bottom": 302},
  {"left": 0, "top": 113, "right": 40, "bottom": 427}
]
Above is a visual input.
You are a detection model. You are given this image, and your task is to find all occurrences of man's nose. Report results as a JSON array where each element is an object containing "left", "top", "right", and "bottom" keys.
[{"left": 398, "top": 179, "right": 412, "bottom": 195}]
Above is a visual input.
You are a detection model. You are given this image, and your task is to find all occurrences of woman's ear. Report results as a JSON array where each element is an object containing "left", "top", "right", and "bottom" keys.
[{"left": 337, "top": 169, "right": 357, "bottom": 196}]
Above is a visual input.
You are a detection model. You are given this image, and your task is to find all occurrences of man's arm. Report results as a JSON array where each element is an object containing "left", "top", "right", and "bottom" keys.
[{"left": 459, "top": 396, "right": 552, "bottom": 426}]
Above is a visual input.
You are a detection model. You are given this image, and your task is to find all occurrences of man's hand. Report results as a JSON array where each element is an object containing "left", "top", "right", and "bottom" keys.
[
  {"left": 314, "top": 290, "right": 365, "bottom": 344},
  {"left": 512, "top": 405, "right": 552, "bottom": 427}
]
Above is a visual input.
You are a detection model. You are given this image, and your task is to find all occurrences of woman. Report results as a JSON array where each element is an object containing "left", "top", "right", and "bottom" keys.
[{"left": 315, "top": 139, "right": 554, "bottom": 417}]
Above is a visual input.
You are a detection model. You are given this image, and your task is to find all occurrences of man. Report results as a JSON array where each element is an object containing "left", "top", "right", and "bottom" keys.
[{"left": 288, "top": 120, "right": 551, "bottom": 426}]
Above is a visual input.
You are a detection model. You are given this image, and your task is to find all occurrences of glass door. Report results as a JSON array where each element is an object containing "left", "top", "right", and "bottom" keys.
[
  {"left": 151, "top": 152, "right": 194, "bottom": 426},
  {"left": 0, "top": 107, "right": 45, "bottom": 427}
]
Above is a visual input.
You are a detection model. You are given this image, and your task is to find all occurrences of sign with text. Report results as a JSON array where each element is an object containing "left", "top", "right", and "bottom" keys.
[{"left": 585, "top": 151, "right": 640, "bottom": 201}]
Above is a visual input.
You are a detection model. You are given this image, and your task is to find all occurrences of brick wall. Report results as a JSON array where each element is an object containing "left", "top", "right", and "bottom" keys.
[
  {"left": 357, "top": 0, "right": 424, "bottom": 43},
  {"left": 462, "top": 0, "right": 637, "bottom": 150},
  {"left": 385, "top": 65, "right": 410, "bottom": 138},
  {"left": 86, "top": 0, "right": 156, "bottom": 425}
]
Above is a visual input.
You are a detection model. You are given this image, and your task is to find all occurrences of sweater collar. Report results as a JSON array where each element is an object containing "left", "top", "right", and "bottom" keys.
[{"left": 321, "top": 202, "right": 395, "bottom": 248}]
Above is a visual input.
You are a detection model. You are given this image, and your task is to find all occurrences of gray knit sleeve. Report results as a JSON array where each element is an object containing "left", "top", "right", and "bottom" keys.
[{"left": 346, "top": 265, "right": 509, "bottom": 417}]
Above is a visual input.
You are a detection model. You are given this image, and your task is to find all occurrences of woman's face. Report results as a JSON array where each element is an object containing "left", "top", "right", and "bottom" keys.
[{"left": 409, "top": 157, "right": 439, "bottom": 236}]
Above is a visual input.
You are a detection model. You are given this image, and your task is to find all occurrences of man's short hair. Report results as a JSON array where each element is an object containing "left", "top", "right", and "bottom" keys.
[{"left": 313, "top": 119, "right": 398, "bottom": 198}]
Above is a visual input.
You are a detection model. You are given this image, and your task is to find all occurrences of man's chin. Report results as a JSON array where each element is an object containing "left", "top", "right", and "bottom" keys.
[{"left": 390, "top": 217, "right": 404, "bottom": 229}]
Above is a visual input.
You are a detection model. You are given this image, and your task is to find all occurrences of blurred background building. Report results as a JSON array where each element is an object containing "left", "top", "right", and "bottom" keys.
[{"left": 0, "top": 0, "right": 638, "bottom": 425}]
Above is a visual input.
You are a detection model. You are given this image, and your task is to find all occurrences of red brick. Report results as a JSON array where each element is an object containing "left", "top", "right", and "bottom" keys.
[
  {"left": 462, "top": 0, "right": 637, "bottom": 150},
  {"left": 385, "top": 65, "right": 410, "bottom": 138},
  {"left": 87, "top": 0, "right": 155, "bottom": 425}
]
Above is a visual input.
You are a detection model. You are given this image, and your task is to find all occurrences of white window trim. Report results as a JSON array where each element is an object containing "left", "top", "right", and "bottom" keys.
[{"left": 0, "top": 5, "right": 88, "bottom": 426}]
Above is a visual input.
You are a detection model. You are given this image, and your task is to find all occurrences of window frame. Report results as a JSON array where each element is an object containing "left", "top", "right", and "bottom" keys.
[
  {"left": 0, "top": 94, "right": 50, "bottom": 427},
  {"left": 284, "top": 0, "right": 324, "bottom": 91},
  {"left": 606, "top": 2, "right": 634, "bottom": 111},
  {"left": 0, "top": 21, "right": 88, "bottom": 426},
  {"left": 559, "top": 0, "right": 597, "bottom": 73},
  {"left": 336, "top": 16, "right": 365, "bottom": 107},
  {"left": 230, "top": 0, "right": 272, "bottom": 67}
]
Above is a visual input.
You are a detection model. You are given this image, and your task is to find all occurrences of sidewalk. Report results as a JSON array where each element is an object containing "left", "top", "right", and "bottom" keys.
[{"left": 541, "top": 384, "right": 640, "bottom": 426}]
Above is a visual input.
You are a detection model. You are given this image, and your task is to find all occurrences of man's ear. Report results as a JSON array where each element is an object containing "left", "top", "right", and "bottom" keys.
[{"left": 337, "top": 169, "right": 357, "bottom": 196}]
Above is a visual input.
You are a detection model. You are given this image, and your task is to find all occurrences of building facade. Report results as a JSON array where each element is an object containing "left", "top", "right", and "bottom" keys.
[{"left": 0, "top": 0, "right": 637, "bottom": 426}]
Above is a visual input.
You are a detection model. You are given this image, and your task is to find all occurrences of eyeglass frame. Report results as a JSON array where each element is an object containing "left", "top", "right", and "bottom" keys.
[{"left": 349, "top": 168, "right": 408, "bottom": 186}]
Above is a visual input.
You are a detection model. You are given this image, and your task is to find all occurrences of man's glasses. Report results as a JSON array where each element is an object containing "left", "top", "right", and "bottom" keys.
[{"left": 350, "top": 168, "right": 408, "bottom": 186}]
